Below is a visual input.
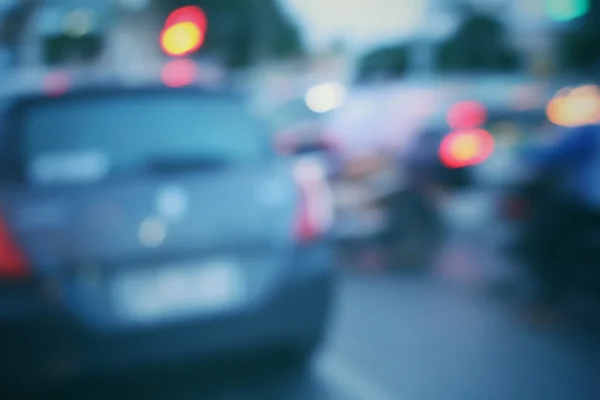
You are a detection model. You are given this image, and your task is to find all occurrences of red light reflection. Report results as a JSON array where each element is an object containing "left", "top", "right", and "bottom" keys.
[
  {"left": 43, "top": 72, "right": 70, "bottom": 97},
  {"left": 161, "top": 59, "right": 197, "bottom": 88}
]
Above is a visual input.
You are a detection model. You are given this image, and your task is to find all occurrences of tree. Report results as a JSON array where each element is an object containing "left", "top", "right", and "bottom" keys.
[
  {"left": 156, "top": 0, "right": 304, "bottom": 67},
  {"left": 354, "top": 43, "right": 410, "bottom": 84},
  {"left": 555, "top": 0, "right": 600, "bottom": 72},
  {"left": 434, "top": 8, "right": 521, "bottom": 71},
  {"left": 0, "top": 0, "right": 40, "bottom": 67},
  {"left": 43, "top": 34, "right": 104, "bottom": 66}
]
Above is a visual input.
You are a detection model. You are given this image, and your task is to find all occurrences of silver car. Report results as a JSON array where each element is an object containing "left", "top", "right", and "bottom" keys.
[{"left": 0, "top": 84, "right": 335, "bottom": 383}]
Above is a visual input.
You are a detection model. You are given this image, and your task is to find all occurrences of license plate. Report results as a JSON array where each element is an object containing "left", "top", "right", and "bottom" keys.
[{"left": 111, "top": 259, "right": 244, "bottom": 323}]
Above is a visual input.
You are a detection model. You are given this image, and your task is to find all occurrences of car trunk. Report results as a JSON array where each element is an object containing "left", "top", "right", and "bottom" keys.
[
  {"left": 1, "top": 165, "right": 297, "bottom": 272},
  {"left": 0, "top": 89, "right": 300, "bottom": 330}
]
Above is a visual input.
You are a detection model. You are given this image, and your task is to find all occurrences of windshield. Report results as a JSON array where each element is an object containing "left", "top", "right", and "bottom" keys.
[{"left": 12, "top": 93, "right": 269, "bottom": 184}]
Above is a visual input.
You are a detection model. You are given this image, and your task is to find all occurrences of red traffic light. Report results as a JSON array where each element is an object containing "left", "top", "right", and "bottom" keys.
[
  {"left": 161, "top": 6, "right": 207, "bottom": 57},
  {"left": 161, "top": 22, "right": 204, "bottom": 56},
  {"left": 165, "top": 6, "right": 207, "bottom": 32}
]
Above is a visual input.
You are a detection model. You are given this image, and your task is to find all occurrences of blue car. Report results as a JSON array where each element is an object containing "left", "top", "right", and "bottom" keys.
[{"left": 0, "top": 83, "right": 335, "bottom": 383}]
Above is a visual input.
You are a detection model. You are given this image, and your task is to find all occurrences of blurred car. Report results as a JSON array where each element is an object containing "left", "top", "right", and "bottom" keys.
[
  {"left": 410, "top": 107, "right": 556, "bottom": 192},
  {"left": 0, "top": 80, "right": 335, "bottom": 383},
  {"left": 325, "top": 76, "right": 554, "bottom": 268}
]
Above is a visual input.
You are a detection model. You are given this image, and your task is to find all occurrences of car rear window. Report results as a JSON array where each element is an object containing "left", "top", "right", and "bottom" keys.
[{"left": 5, "top": 92, "right": 269, "bottom": 184}]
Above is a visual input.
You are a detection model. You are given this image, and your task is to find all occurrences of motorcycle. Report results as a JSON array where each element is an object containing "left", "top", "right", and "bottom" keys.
[{"left": 331, "top": 153, "right": 446, "bottom": 270}]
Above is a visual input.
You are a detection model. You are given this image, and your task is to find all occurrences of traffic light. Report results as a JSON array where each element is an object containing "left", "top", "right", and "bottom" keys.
[
  {"left": 545, "top": 0, "right": 589, "bottom": 21},
  {"left": 161, "top": 6, "right": 207, "bottom": 57}
]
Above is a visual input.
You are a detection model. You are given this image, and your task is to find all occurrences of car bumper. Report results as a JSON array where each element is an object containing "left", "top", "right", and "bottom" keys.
[{"left": 0, "top": 244, "right": 336, "bottom": 382}]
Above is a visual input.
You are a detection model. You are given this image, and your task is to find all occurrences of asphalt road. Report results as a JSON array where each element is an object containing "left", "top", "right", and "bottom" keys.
[
  {"left": 40, "top": 190, "right": 600, "bottom": 400},
  {"left": 49, "top": 256, "right": 599, "bottom": 400}
]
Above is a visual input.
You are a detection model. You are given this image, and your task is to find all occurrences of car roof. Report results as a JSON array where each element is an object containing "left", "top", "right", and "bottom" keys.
[
  {"left": 11, "top": 83, "right": 241, "bottom": 103},
  {"left": 0, "top": 60, "right": 245, "bottom": 104},
  {"left": 0, "top": 80, "right": 252, "bottom": 125}
]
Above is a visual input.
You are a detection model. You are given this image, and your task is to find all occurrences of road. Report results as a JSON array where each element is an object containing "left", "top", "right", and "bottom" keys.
[
  {"left": 321, "top": 189, "right": 600, "bottom": 400},
  {"left": 47, "top": 191, "right": 600, "bottom": 400}
]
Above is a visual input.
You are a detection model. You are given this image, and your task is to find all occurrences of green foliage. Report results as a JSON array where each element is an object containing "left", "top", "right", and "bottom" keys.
[
  {"left": 558, "top": 28, "right": 600, "bottom": 71},
  {"left": 434, "top": 13, "right": 521, "bottom": 71},
  {"left": 354, "top": 44, "right": 410, "bottom": 84},
  {"left": 43, "top": 34, "right": 103, "bottom": 66},
  {"left": 555, "top": 0, "right": 600, "bottom": 72}
]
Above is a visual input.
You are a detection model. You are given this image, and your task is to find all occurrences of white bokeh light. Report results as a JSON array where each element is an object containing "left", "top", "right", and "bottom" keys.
[{"left": 305, "top": 82, "right": 347, "bottom": 113}]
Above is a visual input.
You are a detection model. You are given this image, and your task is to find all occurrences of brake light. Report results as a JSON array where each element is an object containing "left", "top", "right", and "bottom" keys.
[
  {"left": 0, "top": 214, "right": 28, "bottom": 278},
  {"left": 293, "top": 159, "right": 333, "bottom": 242},
  {"left": 439, "top": 129, "right": 495, "bottom": 168},
  {"left": 447, "top": 101, "right": 487, "bottom": 130}
]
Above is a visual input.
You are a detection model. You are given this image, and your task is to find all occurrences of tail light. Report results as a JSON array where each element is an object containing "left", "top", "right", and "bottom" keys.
[
  {"left": 293, "top": 158, "right": 334, "bottom": 243},
  {"left": 0, "top": 214, "right": 28, "bottom": 278},
  {"left": 439, "top": 129, "right": 495, "bottom": 168}
]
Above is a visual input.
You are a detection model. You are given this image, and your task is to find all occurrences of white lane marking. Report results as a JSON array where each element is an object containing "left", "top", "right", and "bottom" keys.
[{"left": 317, "top": 355, "right": 398, "bottom": 400}]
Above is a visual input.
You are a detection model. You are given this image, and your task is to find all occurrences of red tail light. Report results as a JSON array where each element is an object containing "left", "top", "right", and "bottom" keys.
[
  {"left": 447, "top": 101, "right": 487, "bottom": 130},
  {"left": 439, "top": 129, "right": 495, "bottom": 168},
  {"left": 0, "top": 215, "right": 28, "bottom": 278},
  {"left": 293, "top": 159, "right": 333, "bottom": 243}
]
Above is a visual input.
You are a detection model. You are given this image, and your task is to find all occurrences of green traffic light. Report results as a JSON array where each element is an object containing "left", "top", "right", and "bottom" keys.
[{"left": 545, "top": 0, "right": 589, "bottom": 21}]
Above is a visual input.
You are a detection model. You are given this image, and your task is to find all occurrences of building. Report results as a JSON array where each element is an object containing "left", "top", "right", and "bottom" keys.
[{"left": 0, "top": 0, "right": 163, "bottom": 69}]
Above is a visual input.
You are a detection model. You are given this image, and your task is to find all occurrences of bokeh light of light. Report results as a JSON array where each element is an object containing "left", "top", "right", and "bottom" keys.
[
  {"left": 439, "top": 129, "right": 495, "bottom": 168},
  {"left": 546, "top": 85, "right": 600, "bottom": 127},
  {"left": 161, "top": 59, "right": 197, "bottom": 87},
  {"left": 62, "top": 9, "right": 93, "bottom": 38},
  {"left": 161, "top": 21, "right": 204, "bottom": 57},
  {"left": 165, "top": 6, "right": 207, "bottom": 32},
  {"left": 305, "top": 82, "right": 347, "bottom": 113},
  {"left": 446, "top": 101, "right": 487, "bottom": 130},
  {"left": 545, "top": 0, "right": 589, "bottom": 22}
]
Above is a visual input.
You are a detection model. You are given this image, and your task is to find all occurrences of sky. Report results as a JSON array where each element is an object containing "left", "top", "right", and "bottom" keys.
[{"left": 280, "top": 0, "right": 429, "bottom": 53}]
